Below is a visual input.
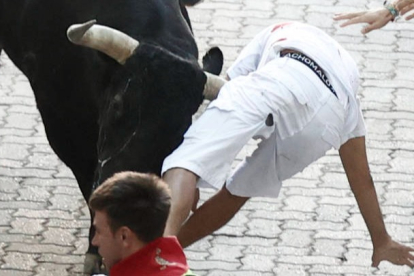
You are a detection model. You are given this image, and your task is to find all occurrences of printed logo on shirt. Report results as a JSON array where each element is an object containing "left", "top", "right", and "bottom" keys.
[
  {"left": 155, "top": 248, "right": 178, "bottom": 270},
  {"left": 281, "top": 52, "right": 338, "bottom": 98}
]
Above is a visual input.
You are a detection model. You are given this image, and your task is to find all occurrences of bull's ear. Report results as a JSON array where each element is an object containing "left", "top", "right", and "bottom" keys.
[
  {"left": 67, "top": 20, "right": 139, "bottom": 65},
  {"left": 202, "top": 46, "right": 223, "bottom": 76},
  {"left": 203, "top": 72, "right": 226, "bottom": 101}
]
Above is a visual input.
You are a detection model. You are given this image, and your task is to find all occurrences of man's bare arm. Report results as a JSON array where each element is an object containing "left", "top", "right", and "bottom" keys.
[
  {"left": 339, "top": 137, "right": 414, "bottom": 267},
  {"left": 333, "top": 8, "right": 393, "bottom": 34},
  {"left": 334, "top": 0, "right": 414, "bottom": 34}
]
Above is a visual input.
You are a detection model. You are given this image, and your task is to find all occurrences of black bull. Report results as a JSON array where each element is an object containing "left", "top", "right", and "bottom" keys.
[{"left": 0, "top": 0, "right": 223, "bottom": 274}]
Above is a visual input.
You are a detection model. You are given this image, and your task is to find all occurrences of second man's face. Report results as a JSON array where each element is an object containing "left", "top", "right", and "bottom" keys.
[{"left": 92, "top": 210, "right": 124, "bottom": 270}]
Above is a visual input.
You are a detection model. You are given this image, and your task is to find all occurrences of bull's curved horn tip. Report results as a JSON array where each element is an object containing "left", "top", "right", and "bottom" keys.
[{"left": 67, "top": 19, "right": 97, "bottom": 43}]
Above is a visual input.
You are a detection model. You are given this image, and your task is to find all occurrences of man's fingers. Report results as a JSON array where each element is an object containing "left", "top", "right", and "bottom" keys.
[
  {"left": 362, "top": 19, "right": 389, "bottom": 34},
  {"left": 371, "top": 258, "right": 380, "bottom": 268},
  {"left": 405, "top": 13, "right": 414, "bottom": 20},
  {"left": 406, "top": 248, "right": 414, "bottom": 259},
  {"left": 362, "top": 24, "right": 376, "bottom": 34},
  {"left": 399, "top": 2, "right": 414, "bottom": 15},
  {"left": 338, "top": 13, "right": 372, "bottom": 27},
  {"left": 333, "top": 13, "right": 352, "bottom": 20},
  {"left": 402, "top": 257, "right": 414, "bottom": 268},
  {"left": 334, "top": 12, "right": 364, "bottom": 21},
  {"left": 340, "top": 18, "right": 364, "bottom": 28}
]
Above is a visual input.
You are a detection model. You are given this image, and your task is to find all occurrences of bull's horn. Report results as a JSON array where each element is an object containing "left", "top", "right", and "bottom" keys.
[
  {"left": 203, "top": 72, "right": 227, "bottom": 101},
  {"left": 67, "top": 20, "right": 139, "bottom": 65}
]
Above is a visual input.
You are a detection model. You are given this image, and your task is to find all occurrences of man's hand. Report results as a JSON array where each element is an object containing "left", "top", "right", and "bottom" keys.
[
  {"left": 339, "top": 137, "right": 414, "bottom": 268},
  {"left": 333, "top": 8, "right": 394, "bottom": 34},
  {"left": 372, "top": 238, "right": 414, "bottom": 267}
]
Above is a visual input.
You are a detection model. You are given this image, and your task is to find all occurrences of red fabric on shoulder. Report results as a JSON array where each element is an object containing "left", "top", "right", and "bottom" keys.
[
  {"left": 110, "top": 236, "right": 189, "bottom": 276},
  {"left": 271, "top": 22, "right": 293, "bottom": 32}
]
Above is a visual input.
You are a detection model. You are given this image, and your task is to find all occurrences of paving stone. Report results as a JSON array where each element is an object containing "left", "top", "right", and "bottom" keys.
[
  {"left": 312, "top": 239, "right": 346, "bottom": 258},
  {"left": 243, "top": 244, "right": 281, "bottom": 256},
  {"left": 6, "top": 243, "right": 73, "bottom": 255},
  {"left": 21, "top": 178, "right": 76, "bottom": 188},
  {"left": 5, "top": 113, "right": 38, "bottom": 130},
  {"left": 0, "top": 200, "right": 45, "bottom": 210},
  {"left": 8, "top": 105, "right": 39, "bottom": 115},
  {"left": 278, "top": 254, "right": 342, "bottom": 266},
  {"left": 273, "top": 264, "right": 309, "bottom": 276},
  {"left": 1, "top": 252, "right": 38, "bottom": 271},
  {"left": 0, "top": 193, "right": 17, "bottom": 201},
  {"left": 0, "top": 270, "right": 32, "bottom": 276},
  {"left": 314, "top": 230, "right": 369, "bottom": 241},
  {"left": 46, "top": 219, "right": 89, "bottom": 229},
  {"left": 0, "top": 128, "right": 33, "bottom": 137},
  {"left": 69, "top": 263, "right": 86, "bottom": 275},
  {"left": 0, "top": 233, "right": 41, "bottom": 243},
  {"left": 30, "top": 144, "right": 54, "bottom": 154},
  {"left": 208, "top": 244, "right": 244, "bottom": 262},
  {"left": 186, "top": 259, "right": 239, "bottom": 271},
  {"left": 283, "top": 220, "right": 346, "bottom": 231},
  {"left": 278, "top": 229, "right": 314, "bottom": 248},
  {"left": 240, "top": 254, "right": 276, "bottom": 272},
  {"left": 72, "top": 237, "right": 89, "bottom": 255},
  {"left": 9, "top": 218, "right": 45, "bottom": 235},
  {"left": 214, "top": 224, "right": 246, "bottom": 237},
  {"left": 17, "top": 187, "right": 50, "bottom": 202},
  {"left": 2, "top": 1, "right": 414, "bottom": 275},
  {"left": 0, "top": 143, "right": 30, "bottom": 160},
  {"left": 2, "top": 136, "right": 48, "bottom": 145},
  {"left": 309, "top": 264, "right": 373, "bottom": 275},
  {"left": 283, "top": 196, "right": 318, "bottom": 212},
  {"left": 36, "top": 253, "right": 84, "bottom": 264},
  {"left": 48, "top": 194, "right": 83, "bottom": 211},
  {"left": 14, "top": 209, "right": 74, "bottom": 220},
  {"left": 246, "top": 218, "right": 282, "bottom": 238},
  {"left": 25, "top": 153, "right": 61, "bottom": 168},
  {"left": 54, "top": 165, "right": 76, "bottom": 179},
  {"left": 344, "top": 248, "right": 372, "bottom": 266},
  {"left": 0, "top": 167, "right": 55, "bottom": 178},
  {"left": 185, "top": 250, "right": 210, "bottom": 262},
  {"left": 42, "top": 228, "right": 76, "bottom": 246},
  {"left": 208, "top": 271, "right": 274, "bottom": 276},
  {"left": 35, "top": 263, "right": 72, "bottom": 276}
]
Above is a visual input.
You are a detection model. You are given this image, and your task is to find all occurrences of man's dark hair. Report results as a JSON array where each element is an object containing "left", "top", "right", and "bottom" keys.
[{"left": 89, "top": 171, "right": 171, "bottom": 243}]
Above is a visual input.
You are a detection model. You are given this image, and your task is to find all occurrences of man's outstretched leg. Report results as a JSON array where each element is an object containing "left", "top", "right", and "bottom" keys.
[
  {"left": 178, "top": 186, "right": 249, "bottom": 248},
  {"left": 163, "top": 168, "right": 198, "bottom": 236}
]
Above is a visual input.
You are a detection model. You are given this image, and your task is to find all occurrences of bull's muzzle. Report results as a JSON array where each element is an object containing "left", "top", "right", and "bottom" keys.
[{"left": 203, "top": 72, "right": 227, "bottom": 101}]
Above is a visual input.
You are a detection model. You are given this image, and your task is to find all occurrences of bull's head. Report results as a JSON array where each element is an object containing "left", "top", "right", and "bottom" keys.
[
  {"left": 67, "top": 20, "right": 225, "bottom": 99},
  {"left": 67, "top": 20, "right": 226, "bottom": 188}
]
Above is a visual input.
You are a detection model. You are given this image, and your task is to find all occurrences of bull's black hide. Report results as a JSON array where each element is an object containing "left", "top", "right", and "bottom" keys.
[
  {"left": 0, "top": 0, "right": 222, "bottom": 274},
  {"left": 94, "top": 43, "right": 207, "bottom": 186},
  {"left": 181, "top": 0, "right": 204, "bottom": 6}
]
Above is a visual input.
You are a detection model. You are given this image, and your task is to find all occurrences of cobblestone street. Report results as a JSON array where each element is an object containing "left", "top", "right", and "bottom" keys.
[{"left": 1, "top": 0, "right": 414, "bottom": 275}]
